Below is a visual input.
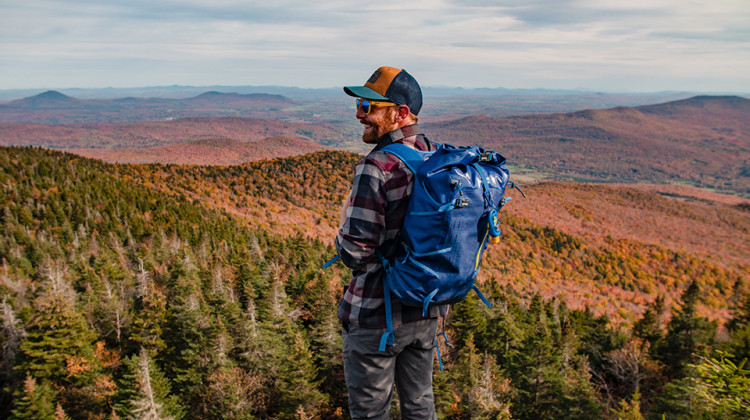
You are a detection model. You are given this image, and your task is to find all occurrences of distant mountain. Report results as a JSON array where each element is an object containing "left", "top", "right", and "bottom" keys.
[
  {"left": 426, "top": 95, "right": 750, "bottom": 194},
  {"left": 0, "top": 90, "right": 299, "bottom": 123},
  {"left": 1, "top": 87, "right": 714, "bottom": 124},
  {"left": 9, "top": 90, "right": 82, "bottom": 108},
  {"left": 67, "top": 135, "right": 331, "bottom": 165}
]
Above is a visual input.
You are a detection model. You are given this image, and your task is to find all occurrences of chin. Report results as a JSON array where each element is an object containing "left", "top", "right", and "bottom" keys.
[{"left": 362, "top": 131, "right": 379, "bottom": 144}]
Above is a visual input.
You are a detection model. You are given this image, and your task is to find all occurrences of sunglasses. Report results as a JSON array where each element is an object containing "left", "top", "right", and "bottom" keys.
[{"left": 356, "top": 98, "right": 398, "bottom": 115}]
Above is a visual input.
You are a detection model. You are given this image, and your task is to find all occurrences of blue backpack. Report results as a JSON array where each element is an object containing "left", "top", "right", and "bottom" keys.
[{"left": 375, "top": 143, "right": 522, "bottom": 354}]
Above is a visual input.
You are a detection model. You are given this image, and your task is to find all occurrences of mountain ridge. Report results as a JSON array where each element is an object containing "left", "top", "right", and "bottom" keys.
[
  {"left": 425, "top": 95, "right": 750, "bottom": 195},
  {"left": 0, "top": 90, "right": 299, "bottom": 123}
]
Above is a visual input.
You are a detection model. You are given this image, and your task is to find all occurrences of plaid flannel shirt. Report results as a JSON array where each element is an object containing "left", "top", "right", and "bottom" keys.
[{"left": 336, "top": 124, "right": 448, "bottom": 328}]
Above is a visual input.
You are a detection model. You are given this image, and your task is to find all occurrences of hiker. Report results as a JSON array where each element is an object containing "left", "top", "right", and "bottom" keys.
[{"left": 335, "top": 67, "right": 446, "bottom": 419}]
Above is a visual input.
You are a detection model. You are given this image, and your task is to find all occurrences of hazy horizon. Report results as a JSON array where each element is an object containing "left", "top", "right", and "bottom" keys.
[{"left": 1, "top": 84, "right": 748, "bottom": 102}]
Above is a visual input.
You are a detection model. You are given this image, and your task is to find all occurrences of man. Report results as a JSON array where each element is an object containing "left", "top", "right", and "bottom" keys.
[{"left": 336, "top": 67, "right": 446, "bottom": 419}]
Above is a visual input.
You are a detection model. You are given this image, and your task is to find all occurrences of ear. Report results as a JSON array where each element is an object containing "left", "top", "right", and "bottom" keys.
[{"left": 396, "top": 105, "right": 411, "bottom": 121}]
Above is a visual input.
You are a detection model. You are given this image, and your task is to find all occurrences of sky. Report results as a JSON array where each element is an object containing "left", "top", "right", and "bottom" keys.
[{"left": 1, "top": 0, "right": 749, "bottom": 93}]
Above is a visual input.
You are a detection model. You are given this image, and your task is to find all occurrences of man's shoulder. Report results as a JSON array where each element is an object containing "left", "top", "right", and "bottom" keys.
[{"left": 361, "top": 149, "right": 404, "bottom": 175}]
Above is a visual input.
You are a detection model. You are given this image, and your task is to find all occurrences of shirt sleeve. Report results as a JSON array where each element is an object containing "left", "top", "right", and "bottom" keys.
[{"left": 335, "top": 156, "right": 388, "bottom": 270}]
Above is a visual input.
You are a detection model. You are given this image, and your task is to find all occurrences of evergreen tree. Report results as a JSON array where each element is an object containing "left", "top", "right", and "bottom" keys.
[
  {"left": 202, "top": 363, "right": 259, "bottom": 420},
  {"left": 632, "top": 296, "right": 665, "bottom": 354},
  {"left": 242, "top": 278, "right": 328, "bottom": 418},
  {"left": 507, "top": 295, "right": 567, "bottom": 419},
  {"left": 655, "top": 281, "right": 717, "bottom": 378},
  {"left": 307, "top": 303, "right": 346, "bottom": 413},
  {"left": 128, "top": 261, "right": 168, "bottom": 355},
  {"left": 442, "top": 335, "right": 512, "bottom": 419},
  {"left": 652, "top": 353, "right": 750, "bottom": 420},
  {"left": 159, "top": 262, "right": 216, "bottom": 416},
  {"left": 483, "top": 288, "right": 523, "bottom": 366},
  {"left": 115, "top": 347, "right": 184, "bottom": 420},
  {"left": 568, "top": 307, "right": 624, "bottom": 371},
  {"left": 449, "top": 293, "right": 488, "bottom": 350},
  {"left": 611, "top": 387, "right": 644, "bottom": 420},
  {"left": 10, "top": 376, "right": 58, "bottom": 420},
  {"left": 16, "top": 262, "right": 96, "bottom": 384},
  {"left": 14, "top": 261, "right": 114, "bottom": 419},
  {"left": 725, "top": 293, "right": 750, "bottom": 363},
  {"left": 506, "top": 295, "right": 601, "bottom": 419}
]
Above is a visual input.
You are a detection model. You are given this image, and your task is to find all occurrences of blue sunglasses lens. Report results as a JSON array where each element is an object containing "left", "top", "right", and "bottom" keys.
[{"left": 356, "top": 99, "right": 372, "bottom": 114}]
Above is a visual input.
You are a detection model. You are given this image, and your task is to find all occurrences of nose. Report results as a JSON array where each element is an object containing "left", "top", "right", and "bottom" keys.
[{"left": 356, "top": 104, "right": 366, "bottom": 118}]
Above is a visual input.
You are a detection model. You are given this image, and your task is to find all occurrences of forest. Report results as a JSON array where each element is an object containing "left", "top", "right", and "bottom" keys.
[{"left": 0, "top": 146, "right": 749, "bottom": 419}]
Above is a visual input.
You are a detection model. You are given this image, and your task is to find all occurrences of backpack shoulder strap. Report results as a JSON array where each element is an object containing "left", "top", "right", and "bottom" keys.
[{"left": 381, "top": 142, "right": 433, "bottom": 174}]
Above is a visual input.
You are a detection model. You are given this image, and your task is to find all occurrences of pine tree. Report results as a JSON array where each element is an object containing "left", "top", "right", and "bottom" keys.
[
  {"left": 610, "top": 387, "right": 644, "bottom": 420},
  {"left": 128, "top": 262, "right": 168, "bottom": 355},
  {"left": 160, "top": 285, "right": 215, "bottom": 415},
  {"left": 632, "top": 295, "right": 665, "bottom": 354},
  {"left": 202, "top": 362, "right": 259, "bottom": 419},
  {"left": 449, "top": 293, "right": 488, "bottom": 350},
  {"left": 9, "top": 376, "right": 58, "bottom": 420},
  {"left": 725, "top": 293, "right": 750, "bottom": 363},
  {"left": 653, "top": 353, "right": 750, "bottom": 419},
  {"left": 442, "top": 335, "right": 512, "bottom": 419},
  {"left": 241, "top": 277, "right": 328, "bottom": 418},
  {"left": 656, "top": 281, "right": 717, "bottom": 378},
  {"left": 483, "top": 289, "right": 523, "bottom": 366},
  {"left": 507, "top": 295, "right": 566, "bottom": 419},
  {"left": 16, "top": 261, "right": 97, "bottom": 385},
  {"left": 506, "top": 295, "right": 602, "bottom": 419},
  {"left": 115, "top": 347, "right": 184, "bottom": 420}
]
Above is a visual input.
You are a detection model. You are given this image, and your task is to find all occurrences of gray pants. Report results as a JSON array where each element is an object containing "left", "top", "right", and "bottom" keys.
[{"left": 342, "top": 318, "right": 439, "bottom": 420}]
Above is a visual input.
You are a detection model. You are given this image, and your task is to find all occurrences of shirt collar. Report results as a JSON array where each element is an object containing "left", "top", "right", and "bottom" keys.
[{"left": 372, "top": 124, "right": 425, "bottom": 152}]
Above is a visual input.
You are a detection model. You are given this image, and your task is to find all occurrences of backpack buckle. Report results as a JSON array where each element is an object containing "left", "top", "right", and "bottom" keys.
[
  {"left": 455, "top": 197, "right": 469, "bottom": 208},
  {"left": 480, "top": 152, "right": 493, "bottom": 163}
]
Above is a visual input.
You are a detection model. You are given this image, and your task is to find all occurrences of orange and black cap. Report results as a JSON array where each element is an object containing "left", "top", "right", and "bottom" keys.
[{"left": 344, "top": 66, "right": 423, "bottom": 115}]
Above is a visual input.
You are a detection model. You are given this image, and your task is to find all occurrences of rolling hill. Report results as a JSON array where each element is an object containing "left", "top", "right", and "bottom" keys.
[
  {"left": 426, "top": 96, "right": 750, "bottom": 194},
  {"left": 67, "top": 136, "right": 331, "bottom": 165},
  {"left": 0, "top": 116, "right": 345, "bottom": 150}
]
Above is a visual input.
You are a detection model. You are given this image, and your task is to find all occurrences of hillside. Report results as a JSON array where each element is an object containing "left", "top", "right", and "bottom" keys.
[
  {"left": 0, "top": 116, "right": 346, "bottom": 150},
  {"left": 1, "top": 146, "right": 748, "bottom": 418},
  {"left": 105, "top": 149, "right": 748, "bottom": 323},
  {"left": 67, "top": 136, "right": 332, "bottom": 165},
  {"left": 426, "top": 96, "right": 750, "bottom": 195}
]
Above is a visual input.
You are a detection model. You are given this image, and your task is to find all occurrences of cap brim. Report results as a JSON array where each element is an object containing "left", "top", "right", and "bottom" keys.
[{"left": 343, "top": 86, "right": 390, "bottom": 101}]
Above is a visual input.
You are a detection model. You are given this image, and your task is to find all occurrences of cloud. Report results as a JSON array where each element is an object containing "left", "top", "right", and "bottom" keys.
[{"left": 1, "top": 0, "right": 748, "bottom": 91}]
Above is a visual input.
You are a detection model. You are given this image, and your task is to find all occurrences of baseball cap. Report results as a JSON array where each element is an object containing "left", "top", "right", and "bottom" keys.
[{"left": 344, "top": 66, "right": 423, "bottom": 115}]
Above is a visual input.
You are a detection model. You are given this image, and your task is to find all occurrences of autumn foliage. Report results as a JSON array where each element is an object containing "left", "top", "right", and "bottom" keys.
[{"left": 0, "top": 146, "right": 748, "bottom": 419}]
